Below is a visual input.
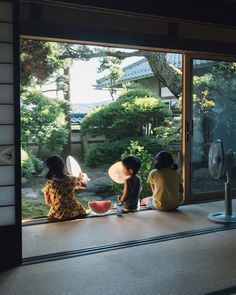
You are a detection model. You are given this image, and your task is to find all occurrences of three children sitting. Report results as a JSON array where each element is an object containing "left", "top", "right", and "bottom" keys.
[{"left": 43, "top": 151, "right": 183, "bottom": 220}]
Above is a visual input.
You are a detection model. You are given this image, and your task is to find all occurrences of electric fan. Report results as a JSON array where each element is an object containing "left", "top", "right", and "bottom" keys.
[{"left": 208, "top": 139, "right": 236, "bottom": 223}]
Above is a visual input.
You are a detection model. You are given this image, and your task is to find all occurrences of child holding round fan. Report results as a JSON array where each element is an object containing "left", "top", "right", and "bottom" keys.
[{"left": 42, "top": 154, "right": 89, "bottom": 220}]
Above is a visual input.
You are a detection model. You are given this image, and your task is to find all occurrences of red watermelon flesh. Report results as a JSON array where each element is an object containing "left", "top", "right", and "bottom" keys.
[{"left": 88, "top": 200, "right": 112, "bottom": 214}]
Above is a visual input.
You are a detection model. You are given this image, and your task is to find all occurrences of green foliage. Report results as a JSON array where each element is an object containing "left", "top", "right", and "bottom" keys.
[
  {"left": 193, "top": 62, "right": 236, "bottom": 118},
  {"left": 97, "top": 49, "right": 122, "bottom": 72},
  {"left": 210, "top": 62, "right": 236, "bottom": 97},
  {"left": 85, "top": 136, "right": 166, "bottom": 168},
  {"left": 85, "top": 140, "right": 128, "bottom": 168},
  {"left": 81, "top": 85, "right": 170, "bottom": 140},
  {"left": 113, "top": 141, "right": 154, "bottom": 198},
  {"left": 192, "top": 61, "right": 236, "bottom": 159},
  {"left": 193, "top": 75, "right": 215, "bottom": 116},
  {"left": 20, "top": 40, "right": 65, "bottom": 86},
  {"left": 134, "top": 136, "right": 168, "bottom": 155},
  {"left": 118, "top": 83, "right": 154, "bottom": 101},
  {"left": 21, "top": 150, "right": 44, "bottom": 179},
  {"left": 21, "top": 150, "right": 35, "bottom": 180},
  {"left": 22, "top": 195, "right": 88, "bottom": 219},
  {"left": 22, "top": 199, "right": 49, "bottom": 219},
  {"left": 21, "top": 90, "right": 70, "bottom": 154},
  {"left": 154, "top": 115, "right": 182, "bottom": 147},
  {"left": 30, "top": 154, "right": 44, "bottom": 174},
  {"left": 45, "top": 127, "right": 69, "bottom": 153}
]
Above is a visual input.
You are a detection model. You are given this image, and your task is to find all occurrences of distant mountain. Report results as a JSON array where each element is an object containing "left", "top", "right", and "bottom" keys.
[{"left": 72, "top": 100, "right": 111, "bottom": 113}]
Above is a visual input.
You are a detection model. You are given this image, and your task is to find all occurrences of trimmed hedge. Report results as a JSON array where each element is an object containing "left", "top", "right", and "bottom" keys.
[
  {"left": 21, "top": 149, "right": 44, "bottom": 180},
  {"left": 85, "top": 136, "right": 167, "bottom": 168}
]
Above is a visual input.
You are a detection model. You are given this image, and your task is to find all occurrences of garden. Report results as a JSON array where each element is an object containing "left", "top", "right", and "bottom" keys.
[
  {"left": 21, "top": 40, "right": 236, "bottom": 220},
  {"left": 21, "top": 81, "right": 181, "bottom": 219}
]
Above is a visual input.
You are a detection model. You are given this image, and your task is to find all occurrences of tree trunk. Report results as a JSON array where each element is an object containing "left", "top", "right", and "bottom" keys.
[
  {"left": 63, "top": 66, "right": 72, "bottom": 157},
  {"left": 59, "top": 46, "right": 183, "bottom": 98},
  {"left": 144, "top": 52, "right": 182, "bottom": 98}
]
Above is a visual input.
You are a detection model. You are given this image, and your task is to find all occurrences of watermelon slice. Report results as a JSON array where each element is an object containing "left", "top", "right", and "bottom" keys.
[{"left": 88, "top": 200, "right": 112, "bottom": 214}]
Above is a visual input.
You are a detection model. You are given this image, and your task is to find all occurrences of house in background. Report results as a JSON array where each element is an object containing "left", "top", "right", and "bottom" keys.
[
  {"left": 96, "top": 54, "right": 181, "bottom": 108},
  {"left": 96, "top": 54, "right": 213, "bottom": 109}
]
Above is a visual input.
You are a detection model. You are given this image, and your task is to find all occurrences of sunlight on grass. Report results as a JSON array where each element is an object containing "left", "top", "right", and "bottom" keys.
[
  {"left": 22, "top": 195, "right": 89, "bottom": 219},
  {"left": 22, "top": 199, "right": 49, "bottom": 219}
]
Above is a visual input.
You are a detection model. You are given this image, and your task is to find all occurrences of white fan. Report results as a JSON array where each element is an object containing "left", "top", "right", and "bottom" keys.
[
  {"left": 66, "top": 156, "right": 81, "bottom": 176},
  {"left": 66, "top": 155, "right": 90, "bottom": 184},
  {"left": 208, "top": 139, "right": 236, "bottom": 223}
]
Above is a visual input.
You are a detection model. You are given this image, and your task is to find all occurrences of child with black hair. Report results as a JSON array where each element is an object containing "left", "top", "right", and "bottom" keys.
[
  {"left": 141, "top": 151, "right": 183, "bottom": 211},
  {"left": 42, "top": 154, "right": 89, "bottom": 220},
  {"left": 118, "top": 155, "right": 142, "bottom": 212}
]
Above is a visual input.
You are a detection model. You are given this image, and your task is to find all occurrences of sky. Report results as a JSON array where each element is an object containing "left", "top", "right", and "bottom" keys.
[
  {"left": 69, "top": 55, "right": 142, "bottom": 104},
  {"left": 69, "top": 59, "right": 111, "bottom": 104}
]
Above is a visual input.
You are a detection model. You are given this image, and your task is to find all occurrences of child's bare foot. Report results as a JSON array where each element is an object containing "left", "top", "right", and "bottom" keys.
[
  {"left": 86, "top": 209, "right": 92, "bottom": 214},
  {"left": 140, "top": 198, "right": 148, "bottom": 206}
]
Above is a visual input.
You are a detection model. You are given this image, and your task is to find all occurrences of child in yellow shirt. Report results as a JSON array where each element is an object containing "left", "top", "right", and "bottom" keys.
[{"left": 141, "top": 151, "right": 183, "bottom": 211}]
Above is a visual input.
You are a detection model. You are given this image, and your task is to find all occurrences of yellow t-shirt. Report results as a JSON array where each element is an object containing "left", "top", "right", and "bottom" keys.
[{"left": 147, "top": 168, "right": 183, "bottom": 211}]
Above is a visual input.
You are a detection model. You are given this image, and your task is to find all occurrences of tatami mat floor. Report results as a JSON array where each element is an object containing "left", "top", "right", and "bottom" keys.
[
  {"left": 1, "top": 200, "right": 236, "bottom": 295},
  {"left": 1, "top": 229, "right": 236, "bottom": 295},
  {"left": 22, "top": 200, "right": 235, "bottom": 258}
]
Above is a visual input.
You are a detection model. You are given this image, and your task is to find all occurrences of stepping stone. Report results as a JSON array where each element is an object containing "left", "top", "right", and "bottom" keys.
[
  {"left": 78, "top": 192, "right": 94, "bottom": 198},
  {"left": 22, "top": 188, "right": 39, "bottom": 199}
]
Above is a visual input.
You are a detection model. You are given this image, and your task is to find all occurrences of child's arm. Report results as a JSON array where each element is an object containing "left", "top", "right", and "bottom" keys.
[
  {"left": 119, "top": 179, "right": 128, "bottom": 203},
  {"left": 147, "top": 172, "right": 155, "bottom": 195},
  {"left": 44, "top": 191, "right": 52, "bottom": 206},
  {"left": 42, "top": 182, "right": 52, "bottom": 206},
  {"left": 150, "top": 183, "right": 155, "bottom": 194}
]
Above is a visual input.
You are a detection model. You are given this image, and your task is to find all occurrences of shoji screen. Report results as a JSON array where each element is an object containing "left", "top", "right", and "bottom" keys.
[{"left": 0, "top": 0, "right": 21, "bottom": 268}]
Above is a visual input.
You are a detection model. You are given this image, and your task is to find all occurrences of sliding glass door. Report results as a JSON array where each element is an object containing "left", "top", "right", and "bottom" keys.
[{"left": 184, "top": 55, "right": 236, "bottom": 201}]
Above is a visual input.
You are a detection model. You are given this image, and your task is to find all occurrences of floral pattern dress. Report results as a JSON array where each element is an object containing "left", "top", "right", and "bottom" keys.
[{"left": 42, "top": 175, "right": 87, "bottom": 220}]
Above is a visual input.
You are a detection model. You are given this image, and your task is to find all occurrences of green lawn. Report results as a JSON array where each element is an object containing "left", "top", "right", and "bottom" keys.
[{"left": 22, "top": 194, "right": 89, "bottom": 220}]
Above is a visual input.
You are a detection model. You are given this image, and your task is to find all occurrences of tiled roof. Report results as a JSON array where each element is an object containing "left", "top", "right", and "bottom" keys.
[
  {"left": 95, "top": 53, "right": 209, "bottom": 89},
  {"left": 96, "top": 58, "right": 151, "bottom": 89},
  {"left": 96, "top": 53, "right": 182, "bottom": 89}
]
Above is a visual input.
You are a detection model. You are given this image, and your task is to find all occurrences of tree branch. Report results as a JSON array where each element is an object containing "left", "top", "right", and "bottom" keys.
[{"left": 59, "top": 45, "right": 182, "bottom": 97}]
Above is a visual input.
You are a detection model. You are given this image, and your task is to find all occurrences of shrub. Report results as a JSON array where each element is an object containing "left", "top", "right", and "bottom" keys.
[
  {"left": 137, "top": 136, "right": 168, "bottom": 155},
  {"left": 85, "top": 140, "right": 128, "bottom": 168},
  {"left": 85, "top": 136, "right": 166, "bottom": 168},
  {"left": 81, "top": 84, "right": 169, "bottom": 141},
  {"left": 21, "top": 150, "right": 34, "bottom": 180},
  {"left": 29, "top": 154, "right": 44, "bottom": 174},
  {"left": 21, "top": 150, "right": 44, "bottom": 180},
  {"left": 21, "top": 90, "right": 70, "bottom": 156}
]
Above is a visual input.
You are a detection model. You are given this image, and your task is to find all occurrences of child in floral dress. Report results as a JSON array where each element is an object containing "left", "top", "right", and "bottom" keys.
[{"left": 42, "top": 154, "right": 89, "bottom": 220}]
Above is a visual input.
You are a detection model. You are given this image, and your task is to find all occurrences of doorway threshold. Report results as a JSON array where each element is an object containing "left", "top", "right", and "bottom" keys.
[
  {"left": 23, "top": 200, "right": 235, "bottom": 259},
  {"left": 22, "top": 207, "right": 149, "bottom": 226}
]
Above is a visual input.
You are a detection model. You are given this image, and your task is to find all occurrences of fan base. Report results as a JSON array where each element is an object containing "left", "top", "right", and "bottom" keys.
[{"left": 208, "top": 212, "right": 236, "bottom": 223}]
